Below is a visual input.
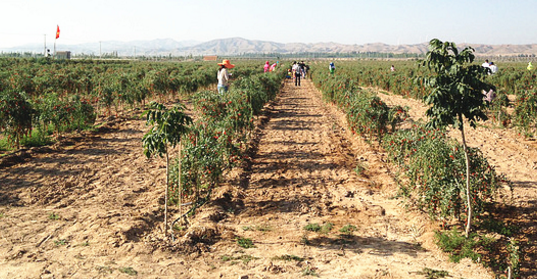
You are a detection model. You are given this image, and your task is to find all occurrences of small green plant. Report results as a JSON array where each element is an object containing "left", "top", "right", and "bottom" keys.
[
  {"left": 354, "top": 163, "right": 366, "bottom": 176},
  {"left": 172, "top": 224, "right": 186, "bottom": 232},
  {"left": 300, "top": 234, "right": 310, "bottom": 245},
  {"left": 238, "top": 255, "right": 257, "bottom": 264},
  {"left": 48, "top": 212, "right": 60, "bottom": 220},
  {"left": 118, "top": 267, "right": 138, "bottom": 276},
  {"left": 236, "top": 237, "right": 255, "bottom": 248},
  {"left": 304, "top": 222, "right": 334, "bottom": 234},
  {"left": 302, "top": 265, "right": 319, "bottom": 277},
  {"left": 0, "top": 212, "right": 5, "bottom": 218},
  {"left": 320, "top": 222, "right": 334, "bottom": 234},
  {"left": 416, "top": 267, "right": 450, "bottom": 279},
  {"left": 478, "top": 218, "right": 518, "bottom": 237},
  {"left": 242, "top": 226, "right": 253, "bottom": 231},
  {"left": 95, "top": 266, "right": 113, "bottom": 274},
  {"left": 304, "top": 223, "right": 321, "bottom": 232},
  {"left": 256, "top": 224, "right": 272, "bottom": 232},
  {"left": 507, "top": 238, "right": 520, "bottom": 278},
  {"left": 272, "top": 254, "right": 304, "bottom": 262},
  {"left": 79, "top": 241, "right": 90, "bottom": 247},
  {"left": 434, "top": 227, "right": 481, "bottom": 262},
  {"left": 339, "top": 224, "right": 357, "bottom": 235},
  {"left": 142, "top": 101, "right": 192, "bottom": 237},
  {"left": 54, "top": 239, "right": 67, "bottom": 246}
]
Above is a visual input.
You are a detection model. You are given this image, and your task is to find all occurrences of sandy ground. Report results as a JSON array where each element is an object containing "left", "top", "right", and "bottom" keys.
[
  {"left": 0, "top": 79, "right": 510, "bottom": 278},
  {"left": 378, "top": 90, "right": 537, "bottom": 277}
]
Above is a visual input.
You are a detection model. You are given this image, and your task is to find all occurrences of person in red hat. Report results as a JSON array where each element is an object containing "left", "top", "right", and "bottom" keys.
[
  {"left": 264, "top": 61, "right": 270, "bottom": 73},
  {"left": 217, "top": 59, "right": 235, "bottom": 94}
]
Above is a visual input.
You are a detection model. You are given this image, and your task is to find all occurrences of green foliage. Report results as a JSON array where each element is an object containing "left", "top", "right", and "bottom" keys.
[
  {"left": 236, "top": 237, "right": 255, "bottom": 249},
  {"left": 513, "top": 88, "right": 537, "bottom": 137},
  {"left": 347, "top": 95, "right": 391, "bottom": 141},
  {"left": 170, "top": 72, "right": 283, "bottom": 204},
  {"left": 419, "top": 39, "right": 495, "bottom": 236},
  {"left": 311, "top": 67, "right": 408, "bottom": 142},
  {"left": 416, "top": 267, "right": 450, "bottom": 279},
  {"left": 255, "top": 224, "right": 272, "bottom": 232},
  {"left": 478, "top": 218, "right": 518, "bottom": 237},
  {"left": 118, "top": 267, "right": 138, "bottom": 276},
  {"left": 382, "top": 123, "right": 502, "bottom": 220},
  {"left": 354, "top": 163, "right": 366, "bottom": 175},
  {"left": 0, "top": 90, "right": 34, "bottom": 148},
  {"left": 507, "top": 238, "right": 520, "bottom": 278},
  {"left": 320, "top": 222, "right": 334, "bottom": 234},
  {"left": 48, "top": 212, "right": 60, "bottom": 220},
  {"left": 435, "top": 228, "right": 481, "bottom": 262},
  {"left": 54, "top": 239, "right": 68, "bottom": 246},
  {"left": 272, "top": 254, "right": 304, "bottom": 262},
  {"left": 34, "top": 93, "right": 96, "bottom": 138},
  {"left": 419, "top": 39, "right": 491, "bottom": 130},
  {"left": 339, "top": 224, "right": 357, "bottom": 235},
  {"left": 302, "top": 266, "right": 319, "bottom": 277},
  {"left": 304, "top": 223, "right": 321, "bottom": 232},
  {"left": 142, "top": 101, "right": 192, "bottom": 159}
]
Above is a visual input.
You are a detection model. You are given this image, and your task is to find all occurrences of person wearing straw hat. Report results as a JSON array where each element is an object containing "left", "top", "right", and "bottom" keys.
[{"left": 217, "top": 59, "right": 235, "bottom": 94}]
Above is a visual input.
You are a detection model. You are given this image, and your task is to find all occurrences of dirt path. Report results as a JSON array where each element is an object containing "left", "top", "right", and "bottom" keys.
[
  {"left": 0, "top": 81, "right": 495, "bottom": 278},
  {"left": 378, "top": 91, "right": 537, "bottom": 277},
  {"left": 200, "top": 80, "right": 492, "bottom": 278}
]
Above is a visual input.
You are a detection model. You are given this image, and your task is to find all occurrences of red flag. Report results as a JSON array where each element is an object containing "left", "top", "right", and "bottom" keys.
[{"left": 55, "top": 25, "right": 60, "bottom": 39}]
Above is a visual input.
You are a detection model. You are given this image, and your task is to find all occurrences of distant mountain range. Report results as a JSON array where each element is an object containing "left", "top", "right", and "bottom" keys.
[{"left": 3, "top": 37, "right": 537, "bottom": 57}]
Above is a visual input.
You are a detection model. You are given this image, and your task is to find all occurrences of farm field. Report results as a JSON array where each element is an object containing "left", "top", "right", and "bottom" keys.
[
  {"left": 1, "top": 57, "right": 537, "bottom": 278},
  {"left": 1, "top": 76, "right": 495, "bottom": 279}
]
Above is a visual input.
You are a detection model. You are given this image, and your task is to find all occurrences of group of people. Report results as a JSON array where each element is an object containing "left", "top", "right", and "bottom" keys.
[
  {"left": 482, "top": 59, "right": 498, "bottom": 74},
  {"left": 289, "top": 61, "right": 310, "bottom": 86},
  {"left": 216, "top": 59, "right": 340, "bottom": 93}
]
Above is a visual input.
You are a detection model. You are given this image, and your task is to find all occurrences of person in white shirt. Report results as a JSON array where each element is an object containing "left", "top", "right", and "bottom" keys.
[
  {"left": 217, "top": 59, "right": 234, "bottom": 94},
  {"left": 481, "top": 59, "right": 490, "bottom": 68},
  {"left": 489, "top": 62, "right": 498, "bottom": 74}
]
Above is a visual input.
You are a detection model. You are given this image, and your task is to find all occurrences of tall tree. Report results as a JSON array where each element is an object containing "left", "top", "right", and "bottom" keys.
[
  {"left": 420, "top": 39, "right": 492, "bottom": 236},
  {"left": 142, "top": 101, "right": 192, "bottom": 237}
]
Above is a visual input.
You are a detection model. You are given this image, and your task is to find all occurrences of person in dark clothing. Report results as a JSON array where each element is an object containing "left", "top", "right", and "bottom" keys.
[{"left": 293, "top": 62, "right": 303, "bottom": 86}]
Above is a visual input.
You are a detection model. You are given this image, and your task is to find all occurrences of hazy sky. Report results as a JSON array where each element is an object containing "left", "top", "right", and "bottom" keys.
[{"left": 1, "top": 0, "right": 535, "bottom": 49}]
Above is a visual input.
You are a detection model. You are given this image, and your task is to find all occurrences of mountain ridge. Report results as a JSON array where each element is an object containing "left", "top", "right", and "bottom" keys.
[{"left": 3, "top": 37, "right": 537, "bottom": 57}]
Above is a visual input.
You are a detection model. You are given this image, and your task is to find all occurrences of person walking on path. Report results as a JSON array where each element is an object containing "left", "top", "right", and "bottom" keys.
[
  {"left": 217, "top": 59, "right": 234, "bottom": 94},
  {"left": 293, "top": 62, "right": 303, "bottom": 86}
]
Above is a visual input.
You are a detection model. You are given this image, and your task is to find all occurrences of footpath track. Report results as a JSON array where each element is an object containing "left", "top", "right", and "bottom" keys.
[{"left": 206, "top": 79, "right": 493, "bottom": 278}]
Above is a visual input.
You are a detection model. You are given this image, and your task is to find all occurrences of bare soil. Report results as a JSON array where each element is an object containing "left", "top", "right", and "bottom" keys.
[{"left": 1, "top": 79, "right": 521, "bottom": 279}]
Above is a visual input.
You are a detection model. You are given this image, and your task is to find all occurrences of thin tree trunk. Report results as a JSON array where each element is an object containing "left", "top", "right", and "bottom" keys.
[
  {"left": 179, "top": 143, "right": 182, "bottom": 217},
  {"left": 165, "top": 148, "right": 169, "bottom": 237},
  {"left": 460, "top": 121, "right": 472, "bottom": 237}
]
